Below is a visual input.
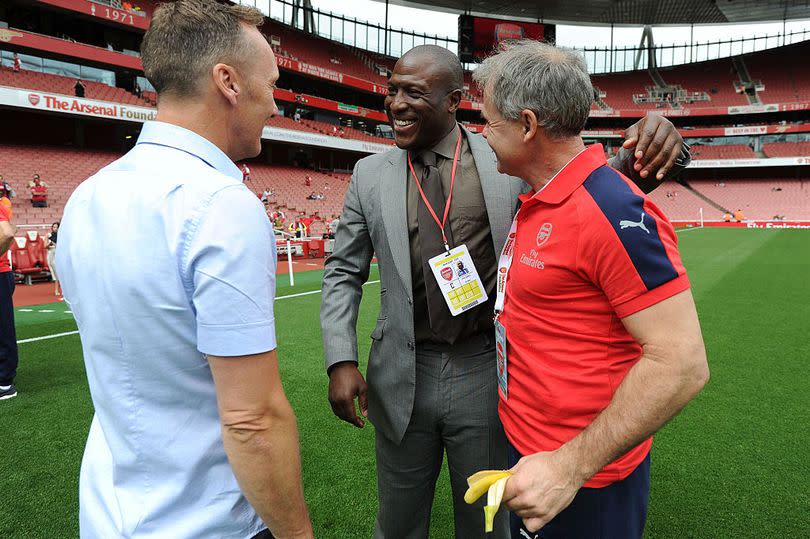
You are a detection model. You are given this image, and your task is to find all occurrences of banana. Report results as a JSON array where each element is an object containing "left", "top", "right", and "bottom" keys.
[
  {"left": 463, "top": 469, "right": 512, "bottom": 533},
  {"left": 463, "top": 470, "right": 511, "bottom": 504},
  {"left": 484, "top": 475, "right": 510, "bottom": 532}
]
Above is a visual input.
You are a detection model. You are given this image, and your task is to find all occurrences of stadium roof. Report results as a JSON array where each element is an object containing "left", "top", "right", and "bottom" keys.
[{"left": 375, "top": 0, "right": 810, "bottom": 25}]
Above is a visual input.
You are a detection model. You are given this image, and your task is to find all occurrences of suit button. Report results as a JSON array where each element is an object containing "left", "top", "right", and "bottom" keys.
[
  {"left": 407, "top": 341, "right": 414, "bottom": 350},
  {"left": 407, "top": 298, "right": 413, "bottom": 305}
]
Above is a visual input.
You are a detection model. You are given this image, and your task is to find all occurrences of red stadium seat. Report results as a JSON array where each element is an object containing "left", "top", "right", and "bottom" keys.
[{"left": 308, "top": 240, "right": 322, "bottom": 258}]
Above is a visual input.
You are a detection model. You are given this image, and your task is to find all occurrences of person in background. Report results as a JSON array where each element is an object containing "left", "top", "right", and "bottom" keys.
[
  {"left": 12, "top": 53, "right": 21, "bottom": 73},
  {"left": 304, "top": 174, "right": 312, "bottom": 187},
  {"left": 31, "top": 176, "right": 48, "bottom": 208},
  {"left": 47, "top": 221, "right": 61, "bottom": 296},
  {"left": 56, "top": 1, "right": 312, "bottom": 537},
  {"left": 0, "top": 184, "right": 17, "bottom": 400},
  {"left": 242, "top": 163, "right": 251, "bottom": 183},
  {"left": 27, "top": 173, "right": 47, "bottom": 189},
  {"left": 723, "top": 211, "right": 732, "bottom": 222},
  {"left": 734, "top": 208, "right": 744, "bottom": 222},
  {"left": 74, "top": 79, "right": 86, "bottom": 98},
  {"left": 329, "top": 213, "right": 340, "bottom": 238}
]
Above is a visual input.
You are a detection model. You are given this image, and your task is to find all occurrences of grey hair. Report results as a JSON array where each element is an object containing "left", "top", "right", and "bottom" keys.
[{"left": 472, "top": 40, "right": 593, "bottom": 138}]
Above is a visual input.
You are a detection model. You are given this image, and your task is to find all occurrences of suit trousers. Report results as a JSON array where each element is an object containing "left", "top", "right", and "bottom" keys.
[{"left": 373, "top": 331, "right": 509, "bottom": 539}]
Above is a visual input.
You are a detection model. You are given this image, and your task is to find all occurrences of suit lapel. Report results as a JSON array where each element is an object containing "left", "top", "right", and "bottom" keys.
[
  {"left": 381, "top": 150, "right": 413, "bottom": 299},
  {"left": 465, "top": 127, "right": 519, "bottom": 252}
]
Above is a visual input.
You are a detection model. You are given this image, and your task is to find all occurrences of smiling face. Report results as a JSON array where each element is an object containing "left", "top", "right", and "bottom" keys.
[
  {"left": 481, "top": 89, "right": 527, "bottom": 177},
  {"left": 232, "top": 25, "right": 279, "bottom": 160},
  {"left": 384, "top": 53, "right": 460, "bottom": 151}
]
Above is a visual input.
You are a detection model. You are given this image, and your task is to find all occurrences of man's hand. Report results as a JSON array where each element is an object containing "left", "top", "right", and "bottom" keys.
[
  {"left": 622, "top": 114, "right": 683, "bottom": 181},
  {"left": 328, "top": 362, "right": 368, "bottom": 428},
  {"left": 502, "top": 449, "right": 585, "bottom": 533}
]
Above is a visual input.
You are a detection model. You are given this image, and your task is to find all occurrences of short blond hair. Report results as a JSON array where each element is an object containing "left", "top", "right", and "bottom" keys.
[{"left": 141, "top": 0, "right": 265, "bottom": 98}]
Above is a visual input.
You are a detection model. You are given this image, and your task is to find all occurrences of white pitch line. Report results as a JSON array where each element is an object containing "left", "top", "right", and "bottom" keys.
[
  {"left": 18, "top": 330, "right": 80, "bottom": 344},
  {"left": 17, "top": 280, "right": 383, "bottom": 343},
  {"left": 38, "top": 309, "right": 55, "bottom": 313},
  {"left": 676, "top": 226, "right": 704, "bottom": 234},
  {"left": 18, "top": 308, "right": 33, "bottom": 312},
  {"left": 276, "top": 279, "right": 380, "bottom": 301}
]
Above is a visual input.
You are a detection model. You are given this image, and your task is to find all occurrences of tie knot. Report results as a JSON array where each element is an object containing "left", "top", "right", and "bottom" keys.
[{"left": 417, "top": 150, "right": 437, "bottom": 168}]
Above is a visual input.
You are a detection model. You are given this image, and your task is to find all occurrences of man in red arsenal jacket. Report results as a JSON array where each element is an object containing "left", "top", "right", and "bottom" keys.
[{"left": 474, "top": 41, "right": 709, "bottom": 539}]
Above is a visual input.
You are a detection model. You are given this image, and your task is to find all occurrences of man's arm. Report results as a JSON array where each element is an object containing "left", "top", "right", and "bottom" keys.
[
  {"left": 503, "top": 290, "right": 709, "bottom": 532},
  {"left": 320, "top": 161, "right": 374, "bottom": 428},
  {"left": 209, "top": 350, "right": 313, "bottom": 539},
  {"left": 0, "top": 220, "right": 16, "bottom": 255},
  {"left": 609, "top": 113, "right": 691, "bottom": 193}
]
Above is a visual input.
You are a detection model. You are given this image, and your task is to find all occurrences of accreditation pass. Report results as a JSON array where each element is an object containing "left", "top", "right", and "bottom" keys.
[{"left": 428, "top": 245, "right": 488, "bottom": 316}]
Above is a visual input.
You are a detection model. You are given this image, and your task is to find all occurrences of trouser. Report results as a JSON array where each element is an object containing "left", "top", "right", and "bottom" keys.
[
  {"left": 508, "top": 443, "right": 651, "bottom": 539},
  {"left": 373, "top": 331, "right": 509, "bottom": 539},
  {"left": 0, "top": 271, "right": 17, "bottom": 386}
]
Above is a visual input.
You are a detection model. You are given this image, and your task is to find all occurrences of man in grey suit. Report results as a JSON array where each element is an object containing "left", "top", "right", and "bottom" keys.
[{"left": 321, "top": 45, "right": 689, "bottom": 538}]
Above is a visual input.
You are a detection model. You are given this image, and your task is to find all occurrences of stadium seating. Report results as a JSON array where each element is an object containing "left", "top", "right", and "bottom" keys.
[
  {"left": 649, "top": 179, "right": 810, "bottom": 220},
  {"left": 0, "top": 66, "right": 150, "bottom": 107},
  {"left": 298, "top": 118, "right": 393, "bottom": 144},
  {"left": 658, "top": 60, "right": 749, "bottom": 107},
  {"left": 245, "top": 164, "right": 350, "bottom": 220},
  {"left": 267, "top": 115, "right": 323, "bottom": 133},
  {"left": 266, "top": 20, "right": 388, "bottom": 86},
  {"left": 0, "top": 145, "right": 119, "bottom": 225},
  {"left": 761, "top": 141, "right": 810, "bottom": 157},
  {"left": 744, "top": 46, "right": 805, "bottom": 104},
  {"left": 690, "top": 144, "right": 757, "bottom": 159},
  {"left": 591, "top": 71, "right": 663, "bottom": 111}
]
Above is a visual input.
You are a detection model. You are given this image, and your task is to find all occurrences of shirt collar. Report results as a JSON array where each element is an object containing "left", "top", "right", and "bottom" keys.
[
  {"left": 428, "top": 123, "right": 462, "bottom": 160},
  {"left": 518, "top": 144, "right": 607, "bottom": 206},
  {"left": 136, "top": 121, "right": 243, "bottom": 182}
]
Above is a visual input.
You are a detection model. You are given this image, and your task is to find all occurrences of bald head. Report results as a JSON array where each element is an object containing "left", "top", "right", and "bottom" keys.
[{"left": 400, "top": 45, "right": 464, "bottom": 94}]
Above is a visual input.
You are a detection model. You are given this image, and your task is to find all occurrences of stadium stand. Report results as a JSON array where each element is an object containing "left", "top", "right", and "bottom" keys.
[
  {"left": 658, "top": 60, "right": 749, "bottom": 107},
  {"left": 0, "top": 145, "right": 119, "bottom": 224},
  {"left": 299, "top": 118, "right": 394, "bottom": 143},
  {"left": 649, "top": 179, "right": 810, "bottom": 220},
  {"left": 0, "top": 66, "right": 150, "bottom": 107},
  {"left": 591, "top": 71, "right": 663, "bottom": 111},
  {"left": 245, "top": 165, "right": 350, "bottom": 219},
  {"left": 690, "top": 144, "right": 757, "bottom": 159},
  {"left": 267, "top": 115, "right": 323, "bottom": 133},
  {"left": 745, "top": 43, "right": 810, "bottom": 104},
  {"left": 761, "top": 141, "right": 810, "bottom": 157},
  {"left": 266, "top": 20, "right": 388, "bottom": 86}
]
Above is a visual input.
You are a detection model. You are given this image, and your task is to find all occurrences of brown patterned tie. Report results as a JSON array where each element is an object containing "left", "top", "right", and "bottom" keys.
[{"left": 416, "top": 150, "right": 464, "bottom": 343}]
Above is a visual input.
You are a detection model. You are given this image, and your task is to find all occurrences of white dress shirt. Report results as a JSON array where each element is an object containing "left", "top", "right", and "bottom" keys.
[{"left": 58, "top": 121, "right": 277, "bottom": 538}]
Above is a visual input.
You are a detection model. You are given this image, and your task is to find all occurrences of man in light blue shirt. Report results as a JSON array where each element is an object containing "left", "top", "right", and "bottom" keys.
[{"left": 57, "top": 1, "right": 312, "bottom": 537}]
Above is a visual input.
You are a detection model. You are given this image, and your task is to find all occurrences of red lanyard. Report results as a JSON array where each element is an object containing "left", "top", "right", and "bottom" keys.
[{"left": 407, "top": 130, "right": 462, "bottom": 252}]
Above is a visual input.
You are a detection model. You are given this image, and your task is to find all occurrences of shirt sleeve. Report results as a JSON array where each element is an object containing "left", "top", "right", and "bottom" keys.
[
  {"left": 578, "top": 172, "right": 690, "bottom": 319},
  {"left": 184, "top": 185, "right": 277, "bottom": 356},
  {"left": 0, "top": 205, "right": 9, "bottom": 222}
]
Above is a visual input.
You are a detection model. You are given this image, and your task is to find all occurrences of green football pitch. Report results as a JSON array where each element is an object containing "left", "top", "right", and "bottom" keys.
[{"left": 1, "top": 228, "right": 808, "bottom": 538}]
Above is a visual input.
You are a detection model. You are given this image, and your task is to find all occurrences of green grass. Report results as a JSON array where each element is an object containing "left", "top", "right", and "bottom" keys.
[{"left": 1, "top": 231, "right": 809, "bottom": 538}]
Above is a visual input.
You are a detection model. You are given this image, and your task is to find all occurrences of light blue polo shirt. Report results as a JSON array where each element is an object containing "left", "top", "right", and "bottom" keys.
[{"left": 57, "top": 121, "right": 276, "bottom": 538}]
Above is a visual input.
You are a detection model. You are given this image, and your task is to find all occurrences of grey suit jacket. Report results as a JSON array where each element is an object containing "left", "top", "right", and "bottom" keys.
[{"left": 320, "top": 126, "right": 687, "bottom": 444}]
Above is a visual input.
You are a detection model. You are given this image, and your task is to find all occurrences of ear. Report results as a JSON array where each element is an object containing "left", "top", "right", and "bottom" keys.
[
  {"left": 212, "top": 63, "right": 241, "bottom": 106},
  {"left": 447, "top": 88, "right": 463, "bottom": 114},
  {"left": 520, "top": 109, "right": 538, "bottom": 143}
]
